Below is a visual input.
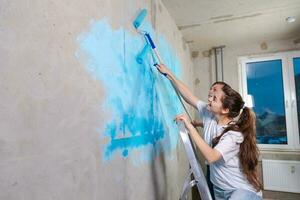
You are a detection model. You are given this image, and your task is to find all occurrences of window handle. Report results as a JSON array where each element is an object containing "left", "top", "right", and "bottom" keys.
[{"left": 285, "top": 100, "right": 289, "bottom": 108}]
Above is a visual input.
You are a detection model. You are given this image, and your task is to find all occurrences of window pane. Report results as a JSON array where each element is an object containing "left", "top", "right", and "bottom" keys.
[
  {"left": 246, "top": 60, "right": 287, "bottom": 144},
  {"left": 293, "top": 57, "right": 300, "bottom": 143}
]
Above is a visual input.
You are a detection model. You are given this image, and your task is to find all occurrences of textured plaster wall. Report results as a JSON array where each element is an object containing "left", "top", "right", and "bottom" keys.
[{"left": 0, "top": 0, "right": 194, "bottom": 199}]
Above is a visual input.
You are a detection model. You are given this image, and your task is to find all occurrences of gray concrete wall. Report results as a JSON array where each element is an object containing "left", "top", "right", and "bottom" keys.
[{"left": 0, "top": 0, "right": 194, "bottom": 199}]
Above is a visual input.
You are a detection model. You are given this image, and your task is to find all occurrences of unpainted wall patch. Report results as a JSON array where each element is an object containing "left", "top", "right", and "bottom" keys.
[
  {"left": 194, "top": 78, "right": 200, "bottom": 86},
  {"left": 202, "top": 50, "right": 211, "bottom": 57},
  {"left": 260, "top": 42, "right": 268, "bottom": 50},
  {"left": 191, "top": 51, "right": 199, "bottom": 58}
]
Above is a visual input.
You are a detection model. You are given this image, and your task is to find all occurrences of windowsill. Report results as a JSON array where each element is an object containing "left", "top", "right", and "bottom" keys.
[
  {"left": 258, "top": 144, "right": 300, "bottom": 151},
  {"left": 259, "top": 148, "right": 300, "bottom": 154},
  {"left": 258, "top": 149, "right": 300, "bottom": 161}
]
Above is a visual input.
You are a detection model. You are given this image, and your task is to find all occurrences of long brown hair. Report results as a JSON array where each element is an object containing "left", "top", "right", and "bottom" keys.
[{"left": 212, "top": 85, "right": 262, "bottom": 191}]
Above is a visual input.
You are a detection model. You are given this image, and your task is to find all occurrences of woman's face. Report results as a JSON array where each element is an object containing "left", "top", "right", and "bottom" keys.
[
  {"left": 208, "top": 84, "right": 224, "bottom": 102},
  {"left": 207, "top": 88, "right": 225, "bottom": 114}
]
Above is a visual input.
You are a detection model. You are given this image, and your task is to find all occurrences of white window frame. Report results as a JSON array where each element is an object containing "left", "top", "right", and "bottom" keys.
[
  {"left": 287, "top": 51, "right": 300, "bottom": 150},
  {"left": 238, "top": 51, "right": 300, "bottom": 151}
]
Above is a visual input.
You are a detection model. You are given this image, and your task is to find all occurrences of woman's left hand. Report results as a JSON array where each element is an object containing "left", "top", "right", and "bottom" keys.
[{"left": 175, "top": 114, "right": 191, "bottom": 127}]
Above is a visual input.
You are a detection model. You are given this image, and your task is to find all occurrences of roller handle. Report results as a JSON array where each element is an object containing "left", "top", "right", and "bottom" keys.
[
  {"left": 144, "top": 33, "right": 166, "bottom": 76},
  {"left": 144, "top": 33, "right": 163, "bottom": 63},
  {"left": 145, "top": 33, "right": 156, "bottom": 49}
]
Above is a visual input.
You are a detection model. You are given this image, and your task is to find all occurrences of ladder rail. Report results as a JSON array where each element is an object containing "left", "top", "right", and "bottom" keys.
[
  {"left": 167, "top": 76, "right": 212, "bottom": 200},
  {"left": 178, "top": 122, "right": 212, "bottom": 200}
]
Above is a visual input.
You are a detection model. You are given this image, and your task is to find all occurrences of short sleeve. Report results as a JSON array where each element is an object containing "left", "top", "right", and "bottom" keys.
[{"left": 214, "top": 131, "right": 244, "bottom": 162}]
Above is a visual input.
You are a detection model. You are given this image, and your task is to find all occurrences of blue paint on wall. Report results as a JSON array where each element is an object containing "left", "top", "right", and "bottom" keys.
[{"left": 76, "top": 18, "right": 183, "bottom": 163}]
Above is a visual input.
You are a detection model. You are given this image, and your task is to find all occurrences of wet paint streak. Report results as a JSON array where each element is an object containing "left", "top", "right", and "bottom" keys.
[{"left": 76, "top": 18, "right": 183, "bottom": 163}]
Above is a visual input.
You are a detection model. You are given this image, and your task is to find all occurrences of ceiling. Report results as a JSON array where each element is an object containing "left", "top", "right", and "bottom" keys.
[{"left": 162, "top": 0, "right": 300, "bottom": 51}]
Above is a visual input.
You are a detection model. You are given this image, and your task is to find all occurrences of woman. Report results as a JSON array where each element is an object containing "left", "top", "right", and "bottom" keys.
[{"left": 156, "top": 64, "right": 262, "bottom": 200}]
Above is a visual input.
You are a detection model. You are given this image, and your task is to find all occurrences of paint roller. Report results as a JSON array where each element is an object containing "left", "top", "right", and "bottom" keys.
[
  {"left": 133, "top": 9, "right": 163, "bottom": 64},
  {"left": 134, "top": 9, "right": 151, "bottom": 64},
  {"left": 133, "top": 9, "right": 193, "bottom": 121},
  {"left": 133, "top": 9, "right": 166, "bottom": 74},
  {"left": 133, "top": 9, "right": 148, "bottom": 29}
]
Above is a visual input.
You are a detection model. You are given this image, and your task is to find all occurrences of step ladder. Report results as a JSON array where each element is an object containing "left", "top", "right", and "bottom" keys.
[
  {"left": 139, "top": 29, "right": 213, "bottom": 200},
  {"left": 164, "top": 82, "right": 212, "bottom": 200},
  {"left": 177, "top": 121, "right": 212, "bottom": 200}
]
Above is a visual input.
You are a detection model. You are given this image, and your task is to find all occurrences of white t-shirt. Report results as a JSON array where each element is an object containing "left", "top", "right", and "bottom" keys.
[{"left": 196, "top": 100, "right": 262, "bottom": 196}]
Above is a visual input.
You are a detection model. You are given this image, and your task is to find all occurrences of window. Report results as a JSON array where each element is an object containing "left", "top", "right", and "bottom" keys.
[
  {"left": 293, "top": 57, "right": 300, "bottom": 141},
  {"left": 239, "top": 51, "right": 300, "bottom": 150}
]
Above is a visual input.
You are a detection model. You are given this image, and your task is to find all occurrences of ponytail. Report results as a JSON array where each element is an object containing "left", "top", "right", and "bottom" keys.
[
  {"left": 212, "top": 85, "right": 262, "bottom": 191},
  {"left": 237, "top": 107, "right": 262, "bottom": 191}
]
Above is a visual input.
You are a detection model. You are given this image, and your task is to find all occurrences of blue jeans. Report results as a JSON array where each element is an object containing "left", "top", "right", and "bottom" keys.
[{"left": 214, "top": 185, "right": 262, "bottom": 200}]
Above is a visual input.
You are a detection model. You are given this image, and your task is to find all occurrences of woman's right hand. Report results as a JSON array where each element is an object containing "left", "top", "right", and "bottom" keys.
[{"left": 155, "top": 64, "right": 172, "bottom": 79}]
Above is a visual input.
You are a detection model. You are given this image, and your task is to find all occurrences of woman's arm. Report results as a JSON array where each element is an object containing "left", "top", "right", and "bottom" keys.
[
  {"left": 156, "top": 64, "right": 199, "bottom": 109},
  {"left": 191, "top": 120, "right": 204, "bottom": 128},
  {"left": 176, "top": 114, "right": 222, "bottom": 164}
]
